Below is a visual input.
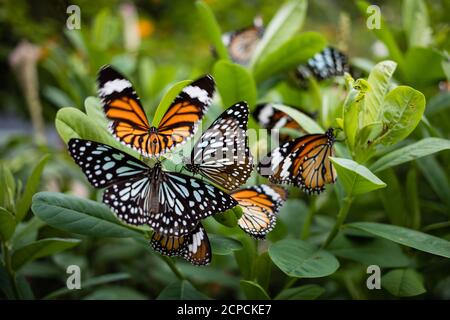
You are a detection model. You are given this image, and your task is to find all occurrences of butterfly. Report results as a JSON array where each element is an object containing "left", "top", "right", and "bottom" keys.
[
  {"left": 231, "top": 184, "right": 287, "bottom": 239},
  {"left": 184, "top": 101, "right": 253, "bottom": 191},
  {"left": 97, "top": 65, "right": 215, "bottom": 158},
  {"left": 293, "top": 47, "right": 350, "bottom": 88},
  {"left": 220, "top": 16, "right": 264, "bottom": 65},
  {"left": 68, "top": 139, "right": 238, "bottom": 236},
  {"left": 253, "top": 103, "right": 313, "bottom": 143},
  {"left": 151, "top": 223, "right": 211, "bottom": 266},
  {"left": 257, "top": 128, "right": 337, "bottom": 194}
]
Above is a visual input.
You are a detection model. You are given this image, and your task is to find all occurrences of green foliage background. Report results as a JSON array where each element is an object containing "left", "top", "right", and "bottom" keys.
[{"left": 0, "top": 0, "right": 450, "bottom": 300}]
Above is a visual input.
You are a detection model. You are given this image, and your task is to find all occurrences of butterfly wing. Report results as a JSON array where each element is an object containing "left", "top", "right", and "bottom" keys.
[
  {"left": 153, "top": 75, "right": 215, "bottom": 156},
  {"left": 68, "top": 139, "right": 152, "bottom": 225},
  {"left": 97, "top": 65, "right": 154, "bottom": 156},
  {"left": 151, "top": 223, "right": 211, "bottom": 266},
  {"left": 188, "top": 101, "right": 253, "bottom": 191},
  {"left": 232, "top": 185, "right": 287, "bottom": 238},
  {"left": 150, "top": 171, "right": 238, "bottom": 236}
]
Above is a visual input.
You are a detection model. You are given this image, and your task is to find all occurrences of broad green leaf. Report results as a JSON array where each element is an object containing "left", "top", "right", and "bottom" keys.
[
  {"left": 329, "top": 235, "right": 411, "bottom": 268},
  {"left": 209, "top": 235, "right": 243, "bottom": 255},
  {"left": 55, "top": 107, "right": 140, "bottom": 158},
  {"left": 269, "top": 239, "right": 339, "bottom": 278},
  {"left": 31, "top": 192, "right": 144, "bottom": 238},
  {"left": 84, "top": 286, "right": 147, "bottom": 300},
  {"left": 11, "top": 216, "right": 45, "bottom": 248},
  {"left": 213, "top": 60, "right": 257, "bottom": 108},
  {"left": 403, "top": 48, "right": 444, "bottom": 85},
  {"left": 44, "top": 273, "right": 130, "bottom": 299},
  {"left": 417, "top": 156, "right": 450, "bottom": 211},
  {"left": 16, "top": 155, "right": 50, "bottom": 222},
  {"left": 0, "top": 207, "right": 16, "bottom": 241},
  {"left": 250, "top": 0, "right": 307, "bottom": 67},
  {"left": 382, "top": 269, "right": 426, "bottom": 297},
  {"left": 252, "top": 32, "right": 326, "bottom": 83},
  {"left": 329, "top": 157, "right": 386, "bottom": 195},
  {"left": 377, "top": 169, "right": 407, "bottom": 226},
  {"left": 275, "top": 284, "right": 325, "bottom": 300},
  {"left": 371, "top": 138, "right": 450, "bottom": 172},
  {"left": 157, "top": 280, "right": 210, "bottom": 300},
  {"left": 347, "top": 222, "right": 450, "bottom": 258},
  {"left": 376, "top": 86, "right": 426, "bottom": 146},
  {"left": 195, "top": 1, "right": 229, "bottom": 61},
  {"left": 425, "top": 91, "right": 450, "bottom": 116},
  {"left": 152, "top": 80, "right": 192, "bottom": 126},
  {"left": 271, "top": 104, "right": 323, "bottom": 133},
  {"left": 240, "top": 280, "right": 270, "bottom": 300},
  {"left": 12, "top": 238, "right": 81, "bottom": 271},
  {"left": 84, "top": 96, "right": 108, "bottom": 128},
  {"left": 363, "top": 60, "right": 397, "bottom": 125},
  {"left": 402, "top": 0, "right": 431, "bottom": 48}
]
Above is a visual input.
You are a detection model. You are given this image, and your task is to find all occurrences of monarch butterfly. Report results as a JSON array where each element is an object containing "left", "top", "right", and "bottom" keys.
[
  {"left": 253, "top": 103, "right": 313, "bottom": 143},
  {"left": 97, "top": 65, "right": 215, "bottom": 158},
  {"left": 258, "top": 128, "right": 337, "bottom": 194},
  {"left": 151, "top": 223, "right": 211, "bottom": 266},
  {"left": 231, "top": 184, "right": 287, "bottom": 239},
  {"left": 68, "top": 139, "right": 237, "bottom": 236},
  {"left": 292, "top": 47, "right": 350, "bottom": 88},
  {"left": 185, "top": 101, "right": 253, "bottom": 191},
  {"left": 220, "top": 16, "right": 264, "bottom": 65}
]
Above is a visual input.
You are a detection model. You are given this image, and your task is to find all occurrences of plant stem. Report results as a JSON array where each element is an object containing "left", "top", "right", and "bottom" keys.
[
  {"left": 282, "top": 277, "right": 298, "bottom": 290},
  {"left": 160, "top": 255, "right": 186, "bottom": 281},
  {"left": 322, "top": 196, "right": 353, "bottom": 248},
  {"left": 300, "top": 197, "right": 317, "bottom": 240},
  {"left": 2, "top": 241, "right": 20, "bottom": 299}
]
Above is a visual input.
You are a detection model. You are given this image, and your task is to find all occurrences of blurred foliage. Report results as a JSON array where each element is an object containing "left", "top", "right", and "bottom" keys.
[{"left": 1, "top": 0, "right": 450, "bottom": 300}]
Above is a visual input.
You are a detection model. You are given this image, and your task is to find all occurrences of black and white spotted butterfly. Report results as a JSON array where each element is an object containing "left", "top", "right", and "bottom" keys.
[
  {"left": 184, "top": 101, "right": 253, "bottom": 191},
  {"left": 293, "top": 47, "right": 350, "bottom": 87},
  {"left": 68, "top": 139, "right": 238, "bottom": 236},
  {"left": 151, "top": 222, "right": 211, "bottom": 266}
]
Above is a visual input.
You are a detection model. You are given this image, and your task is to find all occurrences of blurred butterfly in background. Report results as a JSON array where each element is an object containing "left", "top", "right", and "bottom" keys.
[
  {"left": 151, "top": 223, "right": 211, "bottom": 266},
  {"left": 257, "top": 128, "right": 337, "bottom": 194},
  {"left": 292, "top": 47, "right": 350, "bottom": 88},
  {"left": 220, "top": 16, "right": 264, "bottom": 65},
  {"left": 253, "top": 103, "right": 315, "bottom": 143},
  {"left": 68, "top": 139, "right": 238, "bottom": 235},
  {"left": 185, "top": 101, "right": 253, "bottom": 191},
  {"left": 231, "top": 184, "right": 287, "bottom": 239},
  {"left": 97, "top": 65, "right": 215, "bottom": 158}
]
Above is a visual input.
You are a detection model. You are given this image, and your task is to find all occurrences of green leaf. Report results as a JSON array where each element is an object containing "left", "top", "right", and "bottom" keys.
[
  {"left": 16, "top": 155, "right": 50, "bottom": 222},
  {"left": 240, "top": 280, "right": 270, "bottom": 300},
  {"left": 234, "top": 235, "right": 257, "bottom": 280},
  {"left": 271, "top": 104, "right": 324, "bottom": 133},
  {"left": 329, "top": 157, "right": 386, "bottom": 196},
  {"left": 84, "top": 286, "right": 147, "bottom": 300},
  {"left": 329, "top": 235, "right": 411, "bottom": 268},
  {"left": 252, "top": 32, "right": 326, "bottom": 83},
  {"left": 362, "top": 60, "right": 397, "bottom": 126},
  {"left": 0, "top": 207, "right": 16, "bottom": 241},
  {"left": 195, "top": 1, "right": 229, "bottom": 61},
  {"left": 152, "top": 80, "right": 192, "bottom": 126},
  {"left": 157, "top": 280, "right": 210, "bottom": 300},
  {"left": 269, "top": 239, "right": 339, "bottom": 278},
  {"left": 0, "top": 164, "right": 16, "bottom": 212},
  {"left": 213, "top": 60, "right": 257, "bottom": 108},
  {"left": 209, "top": 235, "right": 243, "bottom": 255},
  {"left": 31, "top": 192, "right": 144, "bottom": 238},
  {"left": 402, "top": 0, "right": 431, "bottom": 48},
  {"left": 11, "top": 238, "right": 81, "bottom": 271},
  {"left": 43, "top": 273, "right": 130, "bottom": 299},
  {"left": 382, "top": 269, "right": 426, "bottom": 297},
  {"left": 84, "top": 96, "right": 108, "bottom": 128},
  {"left": 275, "top": 284, "right": 325, "bottom": 300},
  {"left": 347, "top": 222, "right": 450, "bottom": 258},
  {"left": 417, "top": 156, "right": 450, "bottom": 211},
  {"left": 213, "top": 206, "right": 243, "bottom": 228},
  {"left": 376, "top": 86, "right": 426, "bottom": 146},
  {"left": 254, "top": 252, "right": 272, "bottom": 291},
  {"left": 406, "top": 167, "right": 420, "bottom": 229},
  {"left": 250, "top": 0, "right": 307, "bottom": 68},
  {"left": 403, "top": 48, "right": 444, "bottom": 85},
  {"left": 377, "top": 169, "right": 407, "bottom": 226},
  {"left": 371, "top": 138, "right": 450, "bottom": 172}
]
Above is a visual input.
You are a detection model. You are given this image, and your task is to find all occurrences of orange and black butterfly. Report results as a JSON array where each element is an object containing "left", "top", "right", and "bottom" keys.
[
  {"left": 97, "top": 65, "right": 215, "bottom": 158},
  {"left": 253, "top": 103, "right": 313, "bottom": 143},
  {"left": 231, "top": 184, "right": 287, "bottom": 239},
  {"left": 258, "top": 129, "right": 337, "bottom": 194},
  {"left": 151, "top": 223, "right": 211, "bottom": 266},
  {"left": 221, "top": 16, "right": 264, "bottom": 65}
]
